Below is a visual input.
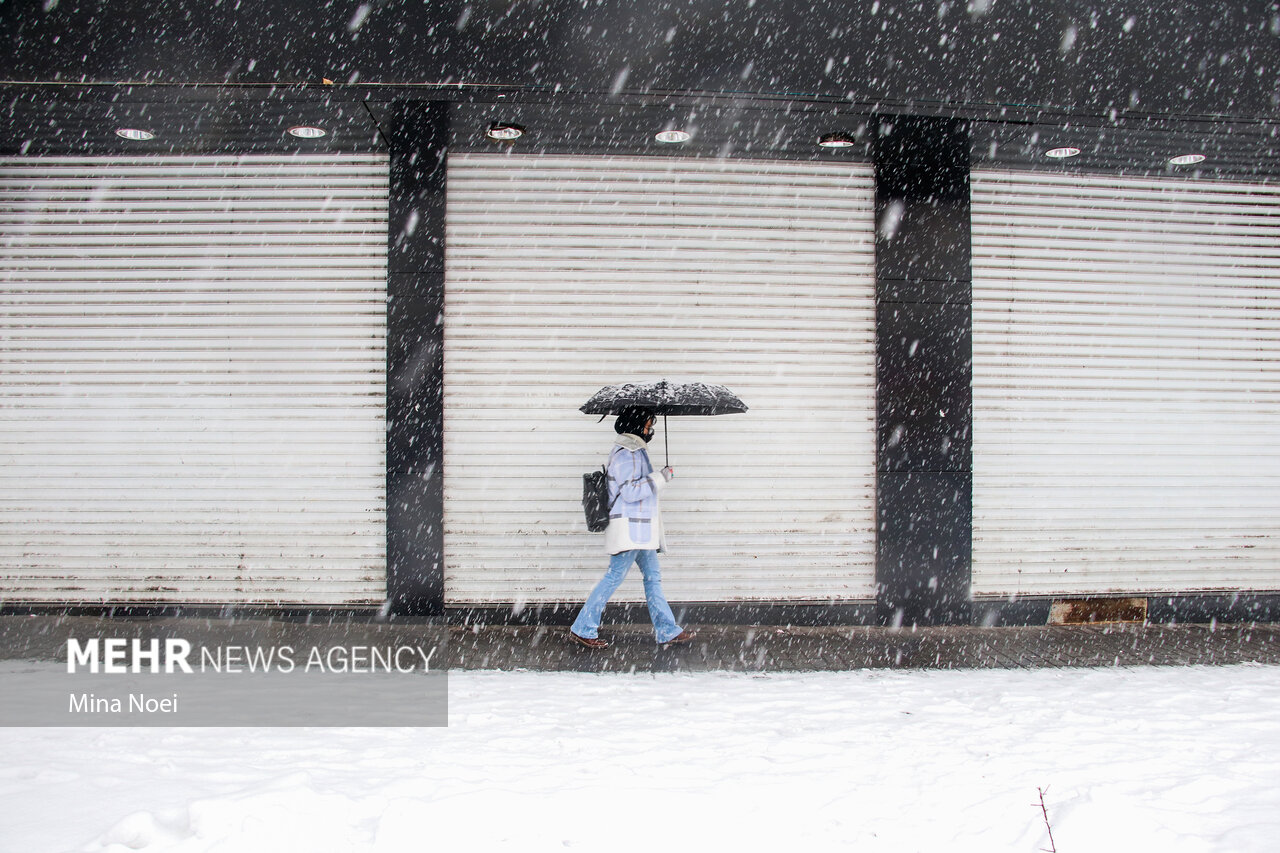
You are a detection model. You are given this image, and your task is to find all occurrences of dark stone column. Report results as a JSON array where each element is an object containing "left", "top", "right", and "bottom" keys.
[
  {"left": 874, "top": 116, "right": 973, "bottom": 627},
  {"left": 387, "top": 101, "right": 448, "bottom": 617}
]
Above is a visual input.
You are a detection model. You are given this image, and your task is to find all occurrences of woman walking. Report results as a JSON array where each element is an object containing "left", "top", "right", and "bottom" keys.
[{"left": 569, "top": 405, "right": 696, "bottom": 649}]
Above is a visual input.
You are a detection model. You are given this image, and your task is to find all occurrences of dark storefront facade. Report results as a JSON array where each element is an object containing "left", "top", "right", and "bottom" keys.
[{"left": 2, "top": 1, "right": 1279, "bottom": 625}]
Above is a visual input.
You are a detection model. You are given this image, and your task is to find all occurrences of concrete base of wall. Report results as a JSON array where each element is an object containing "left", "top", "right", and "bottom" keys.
[{"left": 4, "top": 614, "right": 1279, "bottom": 673}]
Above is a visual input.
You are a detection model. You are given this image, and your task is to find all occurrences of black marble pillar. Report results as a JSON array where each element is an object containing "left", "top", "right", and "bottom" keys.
[
  {"left": 874, "top": 116, "right": 973, "bottom": 627},
  {"left": 386, "top": 101, "right": 449, "bottom": 616}
]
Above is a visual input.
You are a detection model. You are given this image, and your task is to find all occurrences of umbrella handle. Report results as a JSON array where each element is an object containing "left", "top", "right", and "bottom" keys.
[{"left": 664, "top": 414, "right": 669, "bottom": 468}]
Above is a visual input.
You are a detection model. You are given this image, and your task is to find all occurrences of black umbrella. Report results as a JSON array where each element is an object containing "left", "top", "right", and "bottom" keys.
[{"left": 580, "top": 379, "right": 748, "bottom": 465}]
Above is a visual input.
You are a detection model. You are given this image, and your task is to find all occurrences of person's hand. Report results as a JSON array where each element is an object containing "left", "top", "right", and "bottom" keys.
[{"left": 660, "top": 466, "right": 675, "bottom": 481}]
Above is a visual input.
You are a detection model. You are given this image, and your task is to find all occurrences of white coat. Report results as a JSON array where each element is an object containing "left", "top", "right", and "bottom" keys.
[{"left": 603, "top": 433, "right": 669, "bottom": 555}]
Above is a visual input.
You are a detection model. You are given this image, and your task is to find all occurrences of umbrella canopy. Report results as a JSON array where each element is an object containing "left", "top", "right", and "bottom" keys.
[
  {"left": 579, "top": 380, "right": 748, "bottom": 417},
  {"left": 580, "top": 380, "right": 747, "bottom": 467}
]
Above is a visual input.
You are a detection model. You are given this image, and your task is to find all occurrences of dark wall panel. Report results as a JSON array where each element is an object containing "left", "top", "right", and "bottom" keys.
[
  {"left": 875, "top": 116, "right": 974, "bottom": 627},
  {"left": 877, "top": 302, "right": 972, "bottom": 474},
  {"left": 387, "top": 103, "right": 449, "bottom": 616},
  {"left": 3, "top": 1, "right": 1278, "bottom": 123},
  {"left": 389, "top": 104, "right": 448, "bottom": 275},
  {"left": 878, "top": 473, "right": 973, "bottom": 626},
  {"left": 875, "top": 116, "right": 972, "bottom": 299}
]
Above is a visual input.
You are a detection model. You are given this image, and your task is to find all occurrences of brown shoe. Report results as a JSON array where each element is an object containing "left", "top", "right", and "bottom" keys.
[
  {"left": 661, "top": 629, "right": 697, "bottom": 647},
  {"left": 568, "top": 630, "right": 609, "bottom": 649}
]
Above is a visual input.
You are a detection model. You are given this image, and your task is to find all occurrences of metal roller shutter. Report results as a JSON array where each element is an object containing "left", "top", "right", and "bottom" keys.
[
  {"left": 0, "top": 155, "right": 388, "bottom": 604},
  {"left": 972, "top": 169, "right": 1280, "bottom": 597},
  {"left": 444, "top": 154, "right": 876, "bottom": 605}
]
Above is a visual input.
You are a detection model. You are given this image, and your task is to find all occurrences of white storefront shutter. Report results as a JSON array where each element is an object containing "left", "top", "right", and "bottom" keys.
[
  {"left": 972, "top": 169, "right": 1280, "bottom": 597},
  {"left": 0, "top": 155, "right": 388, "bottom": 604},
  {"left": 444, "top": 154, "right": 876, "bottom": 605}
]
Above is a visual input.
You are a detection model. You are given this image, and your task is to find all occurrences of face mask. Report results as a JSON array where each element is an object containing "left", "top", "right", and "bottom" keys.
[{"left": 640, "top": 423, "right": 655, "bottom": 443}]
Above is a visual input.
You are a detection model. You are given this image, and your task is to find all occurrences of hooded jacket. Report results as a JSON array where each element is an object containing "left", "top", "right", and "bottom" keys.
[{"left": 603, "top": 433, "right": 668, "bottom": 555}]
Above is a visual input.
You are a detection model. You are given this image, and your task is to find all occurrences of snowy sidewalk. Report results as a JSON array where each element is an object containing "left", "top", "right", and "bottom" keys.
[
  {"left": 4, "top": 616, "right": 1280, "bottom": 852},
  {"left": 3, "top": 666, "right": 1280, "bottom": 852},
  {"left": 2, "top": 614, "right": 1279, "bottom": 671}
]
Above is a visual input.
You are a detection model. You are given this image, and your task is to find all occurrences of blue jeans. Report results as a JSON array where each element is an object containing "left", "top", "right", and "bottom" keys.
[{"left": 571, "top": 549, "right": 683, "bottom": 643}]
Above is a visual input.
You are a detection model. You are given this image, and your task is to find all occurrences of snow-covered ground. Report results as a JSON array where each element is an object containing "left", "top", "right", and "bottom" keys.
[{"left": 2, "top": 665, "right": 1278, "bottom": 853}]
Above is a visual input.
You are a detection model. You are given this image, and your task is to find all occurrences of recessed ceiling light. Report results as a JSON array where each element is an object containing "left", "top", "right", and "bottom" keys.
[
  {"left": 287, "top": 126, "right": 327, "bottom": 138},
  {"left": 818, "top": 132, "right": 858, "bottom": 149},
  {"left": 1169, "top": 154, "right": 1206, "bottom": 166},
  {"left": 654, "top": 129, "right": 692, "bottom": 144},
  {"left": 115, "top": 128, "right": 155, "bottom": 141},
  {"left": 485, "top": 122, "right": 525, "bottom": 141},
  {"left": 1045, "top": 146, "right": 1081, "bottom": 159}
]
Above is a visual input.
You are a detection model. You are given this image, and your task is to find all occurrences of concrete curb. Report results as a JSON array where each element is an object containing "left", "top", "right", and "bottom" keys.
[{"left": 4, "top": 616, "right": 1278, "bottom": 673}]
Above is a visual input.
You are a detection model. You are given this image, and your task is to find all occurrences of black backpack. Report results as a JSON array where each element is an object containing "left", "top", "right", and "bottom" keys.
[{"left": 582, "top": 465, "right": 617, "bottom": 532}]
